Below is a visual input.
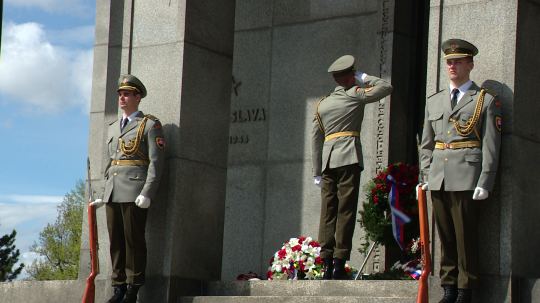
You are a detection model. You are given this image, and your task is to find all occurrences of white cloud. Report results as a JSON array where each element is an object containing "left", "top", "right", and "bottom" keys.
[
  {"left": 0, "top": 201, "right": 61, "bottom": 280},
  {"left": 0, "top": 194, "right": 64, "bottom": 204},
  {"left": 4, "top": 0, "right": 95, "bottom": 16},
  {"left": 0, "top": 21, "right": 94, "bottom": 115}
]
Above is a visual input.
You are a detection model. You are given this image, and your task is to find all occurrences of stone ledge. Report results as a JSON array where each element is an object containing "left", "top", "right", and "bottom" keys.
[
  {"left": 179, "top": 296, "right": 415, "bottom": 303},
  {"left": 203, "top": 280, "right": 418, "bottom": 297}
]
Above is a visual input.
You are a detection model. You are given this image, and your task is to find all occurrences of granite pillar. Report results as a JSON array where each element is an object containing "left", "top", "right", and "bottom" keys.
[{"left": 80, "top": 0, "right": 236, "bottom": 302}]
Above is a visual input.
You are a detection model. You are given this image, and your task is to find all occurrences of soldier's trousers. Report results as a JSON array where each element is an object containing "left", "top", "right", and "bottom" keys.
[
  {"left": 106, "top": 202, "right": 148, "bottom": 286},
  {"left": 319, "top": 164, "right": 362, "bottom": 261},
  {"left": 431, "top": 189, "right": 481, "bottom": 289}
]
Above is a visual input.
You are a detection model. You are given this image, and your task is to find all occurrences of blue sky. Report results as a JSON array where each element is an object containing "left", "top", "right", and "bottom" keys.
[{"left": 0, "top": 0, "right": 95, "bottom": 279}]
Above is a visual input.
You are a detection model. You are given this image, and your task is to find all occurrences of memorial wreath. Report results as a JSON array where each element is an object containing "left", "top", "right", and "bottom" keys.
[{"left": 358, "top": 163, "right": 421, "bottom": 258}]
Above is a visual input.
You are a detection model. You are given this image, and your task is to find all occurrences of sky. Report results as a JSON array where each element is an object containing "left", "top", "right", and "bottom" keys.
[{"left": 0, "top": 0, "right": 96, "bottom": 279}]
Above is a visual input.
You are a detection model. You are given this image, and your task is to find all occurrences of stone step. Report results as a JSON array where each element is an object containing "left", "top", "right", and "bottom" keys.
[
  {"left": 202, "top": 280, "right": 418, "bottom": 297},
  {"left": 178, "top": 296, "right": 415, "bottom": 303}
]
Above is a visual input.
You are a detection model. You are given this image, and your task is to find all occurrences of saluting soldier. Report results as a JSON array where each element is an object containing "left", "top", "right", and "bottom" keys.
[
  {"left": 420, "top": 39, "right": 502, "bottom": 303},
  {"left": 90, "top": 75, "right": 165, "bottom": 303},
  {"left": 311, "top": 55, "right": 393, "bottom": 280}
]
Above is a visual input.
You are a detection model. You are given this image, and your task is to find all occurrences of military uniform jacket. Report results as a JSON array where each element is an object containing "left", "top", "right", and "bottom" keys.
[
  {"left": 420, "top": 82, "right": 501, "bottom": 192},
  {"left": 98, "top": 111, "right": 165, "bottom": 202},
  {"left": 311, "top": 75, "right": 393, "bottom": 176}
]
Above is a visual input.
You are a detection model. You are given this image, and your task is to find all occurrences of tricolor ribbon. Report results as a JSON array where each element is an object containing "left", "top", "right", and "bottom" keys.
[
  {"left": 385, "top": 175, "right": 411, "bottom": 250},
  {"left": 408, "top": 268, "right": 422, "bottom": 280}
]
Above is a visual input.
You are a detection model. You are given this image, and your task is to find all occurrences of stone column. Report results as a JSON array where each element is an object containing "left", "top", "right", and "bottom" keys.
[
  {"left": 80, "top": 0, "right": 236, "bottom": 302},
  {"left": 425, "top": 0, "right": 540, "bottom": 301}
]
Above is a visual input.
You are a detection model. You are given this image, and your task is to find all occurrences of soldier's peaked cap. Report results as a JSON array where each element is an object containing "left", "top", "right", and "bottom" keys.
[
  {"left": 441, "top": 39, "right": 478, "bottom": 60},
  {"left": 117, "top": 74, "right": 147, "bottom": 98},
  {"left": 328, "top": 55, "right": 355, "bottom": 74}
]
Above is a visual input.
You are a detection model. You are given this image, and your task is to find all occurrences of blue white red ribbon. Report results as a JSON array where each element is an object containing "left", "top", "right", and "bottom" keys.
[
  {"left": 385, "top": 174, "right": 411, "bottom": 250},
  {"left": 409, "top": 268, "right": 422, "bottom": 280}
]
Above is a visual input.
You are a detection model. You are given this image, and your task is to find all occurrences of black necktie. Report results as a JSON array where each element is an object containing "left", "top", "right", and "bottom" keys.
[
  {"left": 121, "top": 118, "right": 129, "bottom": 131},
  {"left": 451, "top": 88, "right": 459, "bottom": 109}
]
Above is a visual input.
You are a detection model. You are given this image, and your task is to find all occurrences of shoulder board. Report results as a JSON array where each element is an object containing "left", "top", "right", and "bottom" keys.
[
  {"left": 145, "top": 114, "right": 159, "bottom": 121},
  {"left": 427, "top": 89, "right": 445, "bottom": 99},
  {"left": 482, "top": 87, "right": 499, "bottom": 98}
]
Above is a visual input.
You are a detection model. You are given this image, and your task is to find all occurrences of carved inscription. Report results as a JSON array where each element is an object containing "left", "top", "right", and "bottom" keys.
[
  {"left": 229, "top": 108, "right": 267, "bottom": 145},
  {"left": 376, "top": 0, "right": 391, "bottom": 174},
  {"left": 229, "top": 135, "right": 249, "bottom": 144},
  {"left": 231, "top": 108, "right": 266, "bottom": 123}
]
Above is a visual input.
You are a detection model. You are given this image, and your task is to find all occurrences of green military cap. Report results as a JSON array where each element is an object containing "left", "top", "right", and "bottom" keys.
[
  {"left": 117, "top": 74, "right": 147, "bottom": 98},
  {"left": 441, "top": 39, "right": 478, "bottom": 60},
  {"left": 328, "top": 55, "right": 355, "bottom": 74}
]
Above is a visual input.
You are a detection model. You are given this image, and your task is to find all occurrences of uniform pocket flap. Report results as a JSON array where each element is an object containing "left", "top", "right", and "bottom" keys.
[
  {"left": 430, "top": 112, "right": 443, "bottom": 121},
  {"left": 464, "top": 154, "right": 481, "bottom": 162},
  {"left": 128, "top": 173, "right": 147, "bottom": 180}
]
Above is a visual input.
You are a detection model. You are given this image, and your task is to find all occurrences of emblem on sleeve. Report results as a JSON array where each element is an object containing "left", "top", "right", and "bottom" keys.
[
  {"left": 156, "top": 137, "right": 165, "bottom": 149},
  {"left": 365, "top": 87, "right": 374, "bottom": 92},
  {"left": 495, "top": 116, "right": 502, "bottom": 132},
  {"left": 155, "top": 123, "right": 162, "bottom": 130},
  {"left": 494, "top": 101, "right": 501, "bottom": 107}
]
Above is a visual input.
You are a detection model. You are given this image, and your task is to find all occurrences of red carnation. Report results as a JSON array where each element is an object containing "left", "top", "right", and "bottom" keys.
[
  {"left": 372, "top": 188, "right": 376, "bottom": 195},
  {"left": 398, "top": 163, "right": 407, "bottom": 170},
  {"left": 315, "top": 256, "right": 323, "bottom": 264},
  {"left": 376, "top": 183, "right": 383, "bottom": 191},
  {"left": 373, "top": 196, "right": 379, "bottom": 203},
  {"left": 298, "top": 237, "right": 306, "bottom": 243},
  {"left": 292, "top": 245, "right": 302, "bottom": 252},
  {"left": 270, "top": 256, "right": 274, "bottom": 265},
  {"left": 267, "top": 271, "right": 273, "bottom": 279},
  {"left": 278, "top": 249, "right": 287, "bottom": 260},
  {"left": 388, "top": 165, "right": 396, "bottom": 174},
  {"left": 299, "top": 261, "right": 306, "bottom": 271},
  {"left": 345, "top": 266, "right": 351, "bottom": 273},
  {"left": 310, "top": 241, "right": 320, "bottom": 247}
]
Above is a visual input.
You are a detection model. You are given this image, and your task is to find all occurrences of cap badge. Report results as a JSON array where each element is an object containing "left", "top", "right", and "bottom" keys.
[
  {"left": 122, "top": 78, "right": 128, "bottom": 84},
  {"left": 451, "top": 44, "right": 456, "bottom": 52}
]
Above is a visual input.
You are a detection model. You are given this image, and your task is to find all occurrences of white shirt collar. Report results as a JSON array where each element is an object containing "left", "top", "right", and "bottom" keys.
[
  {"left": 449, "top": 80, "right": 473, "bottom": 103},
  {"left": 123, "top": 110, "right": 140, "bottom": 122}
]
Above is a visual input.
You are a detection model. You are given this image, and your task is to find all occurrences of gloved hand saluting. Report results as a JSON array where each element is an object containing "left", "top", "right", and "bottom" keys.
[
  {"left": 135, "top": 195, "right": 151, "bottom": 208},
  {"left": 89, "top": 198, "right": 105, "bottom": 208}
]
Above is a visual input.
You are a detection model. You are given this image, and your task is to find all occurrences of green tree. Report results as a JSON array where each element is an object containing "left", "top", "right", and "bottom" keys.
[
  {"left": 0, "top": 229, "right": 24, "bottom": 281},
  {"left": 25, "top": 179, "right": 85, "bottom": 280}
]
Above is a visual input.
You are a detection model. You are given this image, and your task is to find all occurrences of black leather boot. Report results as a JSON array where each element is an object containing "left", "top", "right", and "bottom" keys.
[
  {"left": 438, "top": 285, "right": 458, "bottom": 303},
  {"left": 332, "top": 259, "right": 350, "bottom": 280},
  {"left": 120, "top": 285, "right": 141, "bottom": 303},
  {"left": 107, "top": 285, "right": 127, "bottom": 303},
  {"left": 322, "top": 258, "right": 333, "bottom": 280},
  {"left": 455, "top": 289, "right": 472, "bottom": 303}
]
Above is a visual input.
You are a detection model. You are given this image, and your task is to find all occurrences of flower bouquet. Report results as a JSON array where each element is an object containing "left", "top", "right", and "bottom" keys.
[
  {"left": 267, "top": 237, "right": 324, "bottom": 280},
  {"left": 267, "top": 237, "right": 358, "bottom": 280}
]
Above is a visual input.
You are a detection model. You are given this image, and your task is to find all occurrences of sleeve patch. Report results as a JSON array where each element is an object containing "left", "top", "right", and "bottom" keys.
[
  {"left": 494, "top": 101, "right": 501, "bottom": 107},
  {"left": 156, "top": 137, "right": 165, "bottom": 149},
  {"left": 495, "top": 116, "right": 502, "bottom": 132},
  {"left": 365, "top": 87, "right": 375, "bottom": 92},
  {"left": 155, "top": 123, "right": 162, "bottom": 130}
]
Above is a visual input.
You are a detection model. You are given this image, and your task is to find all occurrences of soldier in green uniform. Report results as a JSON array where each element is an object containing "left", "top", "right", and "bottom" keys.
[
  {"left": 311, "top": 55, "right": 393, "bottom": 280},
  {"left": 420, "top": 39, "right": 502, "bottom": 303},
  {"left": 90, "top": 75, "right": 165, "bottom": 303}
]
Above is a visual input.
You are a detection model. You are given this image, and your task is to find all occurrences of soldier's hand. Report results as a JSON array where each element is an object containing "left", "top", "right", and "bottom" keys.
[
  {"left": 314, "top": 176, "right": 322, "bottom": 188},
  {"left": 135, "top": 195, "right": 151, "bottom": 208},
  {"left": 421, "top": 182, "right": 428, "bottom": 191},
  {"left": 89, "top": 198, "right": 105, "bottom": 208},
  {"left": 472, "top": 187, "right": 488, "bottom": 200},
  {"left": 354, "top": 71, "right": 367, "bottom": 83}
]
